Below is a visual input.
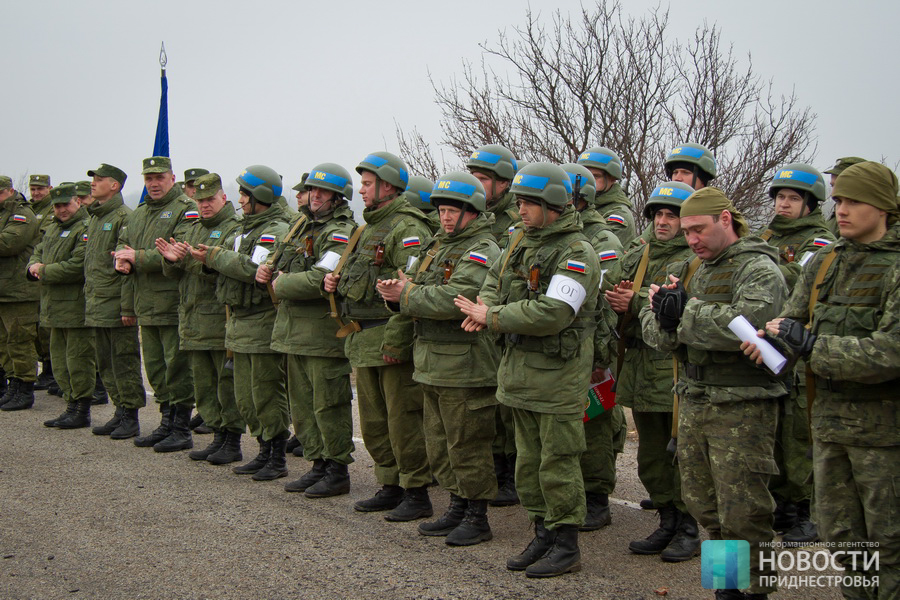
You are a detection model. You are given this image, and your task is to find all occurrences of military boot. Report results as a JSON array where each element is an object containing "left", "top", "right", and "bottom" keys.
[
  {"left": 490, "top": 454, "right": 520, "bottom": 506},
  {"left": 233, "top": 437, "right": 271, "bottom": 475},
  {"left": 285, "top": 459, "right": 328, "bottom": 493},
  {"left": 782, "top": 500, "right": 818, "bottom": 544},
  {"left": 34, "top": 360, "right": 55, "bottom": 390},
  {"left": 134, "top": 403, "right": 172, "bottom": 447},
  {"left": 92, "top": 374, "right": 108, "bottom": 405},
  {"left": 252, "top": 433, "right": 289, "bottom": 481},
  {"left": 2, "top": 380, "right": 35, "bottom": 411},
  {"left": 189, "top": 430, "right": 226, "bottom": 461},
  {"left": 0, "top": 367, "right": 7, "bottom": 398},
  {"left": 0, "top": 377, "right": 19, "bottom": 408},
  {"left": 772, "top": 496, "right": 798, "bottom": 533},
  {"left": 525, "top": 524, "right": 581, "bottom": 578},
  {"left": 153, "top": 404, "right": 194, "bottom": 453},
  {"left": 92, "top": 406, "right": 123, "bottom": 435},
  {"left": 304, "top": 460, "right": 350, "bottom": 498},
  {"left": 191, "top": 413, "right": 213, "bottom": 435},
  {"left": 208, "top": 431, "right": 243, "bottom": 465},
  {"left": 714, "top": 591, "right": 747, "bottom": 600},
  {"left": 661, "top": 511, "right": 701, "bottom": 562},
  {"left": 629, "top": 503, "right": 679, "bottom": 554},
  {"left": 57, "top": 399, "right": 92, "bottom": 429},
  {"left": 285, "top": 435, "right": 302, "bottom": 454},
  {"left": 507, "top": 519, "right": 556, "bottom": 571},
  {"left": 110, "top": 408, "right": 140, "bottom": 439},
  {"left": 418, "top": 494, "right": 468, "bottom": 536},
  {"left": 385, "top": 486, "right": 433, "bottom": 522},
  {"left": 354, "top": 484, "right": 404, "bottom": 512},
  {"left": 581, "top": 492, "right": 611, "bottom": 531},
  {"left": 44, "top": 401, "right": 78, "bottom": 428},
  {"left": 640, "top": 498, "right": 655, "bottom": 510},
  {"left": 446, "top": 499, "right": 492, "bottom": 546}
]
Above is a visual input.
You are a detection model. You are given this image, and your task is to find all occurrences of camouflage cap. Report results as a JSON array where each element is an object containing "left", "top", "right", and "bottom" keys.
[
  {"left": 87, "top": 163, "right": 127, "bottom": 186},
  {"left": 30, "top": 174, "right": 51, "bottom": 187},
  {"left": 75, "top": 181, "right": 92, "bottom": 197},
  {"left": 142, "top": 156, "right": 172, "bottom": 175},
  {"left": 680, "top": 187, "right": 749, "bottom": 237},
  {"left": 823, "top": 156, "right": 866, "bottom": 176},
  {"left": 832, "top": 161, "right": 899, "bottom": 214},
  {"left": 0, "top": 175, "right": 12, "bottom": 190},
  {"left": 49, "top": 183, "right": 77, "bottom": 204},
  {"left": 193, "top": 173, "right": 223, "bottom": 200},
  {"left": 292, "top": 172, "right": 310, "bottom": 192},
  {"left": 184, "top": 168, "right": 209, "bottom": 183}
]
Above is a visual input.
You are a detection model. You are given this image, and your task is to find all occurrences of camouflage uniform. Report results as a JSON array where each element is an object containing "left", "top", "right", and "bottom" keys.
[
  {"left": 594, "top": 182, "right": 636, "bottom": 246},
  {"left": 30, "top": 183, "right": 54, "bottom": 369}
]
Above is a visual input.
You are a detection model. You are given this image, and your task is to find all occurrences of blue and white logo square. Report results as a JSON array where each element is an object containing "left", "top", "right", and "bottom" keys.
[{"left": 702, "top": 540, "right": 750, "bottom": 590}]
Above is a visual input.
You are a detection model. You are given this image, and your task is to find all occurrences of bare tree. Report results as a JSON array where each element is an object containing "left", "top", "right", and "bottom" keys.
[{"left": 397, "top": 1, "right": 817, "bottom": 230}]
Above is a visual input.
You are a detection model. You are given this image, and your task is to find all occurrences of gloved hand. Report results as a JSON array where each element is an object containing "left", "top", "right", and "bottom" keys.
[
  {"left": 652, "top": 282, "right": 688, "bottom": 332},
  {"left": 776, "top": 318, "right": 817, "bottom": 359}
]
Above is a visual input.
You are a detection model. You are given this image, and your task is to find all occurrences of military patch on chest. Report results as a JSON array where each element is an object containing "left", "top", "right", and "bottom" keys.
[
  {"left": 209, "top": 230, "right": 222, "bottom": 239},
  {"left": 185, "top": 211, "right": 200, "bottom": 219},
  {"left": 402, "top": 236, "right": 421, "bottom": 247},
  {"left": 331, "top": 233, "right": 349, "bottom": 243},
  {"left": 607, "top": 214, "right": 625, "bottom": 225},
  {"left": 102, "top": 222, "right": 113, "bottom": 231},
  {"left": 60, "top": 230, "right": 71, "bottom": 237},
  {"left": 160, "top": 211, "right": 173, "bottom": 219},
  {"left": 12, "top": 214, "right": 28, "bottom": 222},
  {"left": 468, "top": 252, "right": 488, "bottom": 265}
]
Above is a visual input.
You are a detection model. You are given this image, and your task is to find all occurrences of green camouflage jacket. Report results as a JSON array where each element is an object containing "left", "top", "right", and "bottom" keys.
[
  {"left": 595, "top": 183, "right": 636, "bottom": 245},
  {"left": 757, "top": 208, "right": 835, "bottom": 289},
  {"left": 0, "top": 192, "right": 40, "bottom": 304},
  {"left": 488, "top": 191, "right": 521, "bottom": 248},
  {"left": 32, "top": 196, "right": 54, "bottom": 235},
  {"left": 84, "top": 194, "right": 132, "bottom": 327}
]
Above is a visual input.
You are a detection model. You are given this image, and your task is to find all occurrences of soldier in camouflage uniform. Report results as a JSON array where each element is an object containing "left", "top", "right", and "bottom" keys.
[
  {"left": 640, "top": 188, "right": 788, "bottom": 598},
  {"left": 28, "top": 174, "right": 57, "bottom": 393},
  {"left": 577, "top": 147, "right": 636, "bottom": 245},
  {"left": 378, "top": 171, "right": 501, "bottom": 546},
  {"left": 405, "top": 175, "right": 439, "bottom": 233},
  {"left": 664, "top": 143, "right": 716, "bottom": 191},
  {"left": 27, "top": 184, "right": 95, "bottom": 427},
  {"left": 458, "top": 162, "right": 602, "bottom": 578},
  {"left": 323, "top": 151, "right": 434, "bottom": 521},
  {"left": 0, "top": 177, "right": 40, "bottom": 411},
  {"left": 203, "top": 165, "right": 291, "bottom": 481},
  {"left": 259, "top": 163, "right": 357, "bottom": 497},
  {"left": 607, "top": 181, "right": 697, "bottom": 560},
  {"left": 75, "top": 181, "right": 93, "bottom": 206},
  {"left": 822, "top": 157, "right": 867, "bottom": 237},
  {"left": 114, "top": 157, "right": 197, "bottom": 451},
  {"left": 182, "top": 168, "right": 209, "bottom": 200},
  {"left": 745, "top": 161, "right": 900, "bottom": 600},
  {"left": 155, "top": 173, "right": 244, "bottom": 464}
]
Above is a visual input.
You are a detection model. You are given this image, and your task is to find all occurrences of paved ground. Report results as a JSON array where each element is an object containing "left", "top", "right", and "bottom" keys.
[{"left": 0, "top": 388, "right": 841, "bottom": 600}]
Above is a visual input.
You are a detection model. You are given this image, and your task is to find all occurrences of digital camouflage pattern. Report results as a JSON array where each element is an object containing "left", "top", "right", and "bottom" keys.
[
  {"left": 487, "top": 190, "right": 521, "bottom": 249},
  {"left": 757, "top": 208, "right": 835, "bottom": 289}
]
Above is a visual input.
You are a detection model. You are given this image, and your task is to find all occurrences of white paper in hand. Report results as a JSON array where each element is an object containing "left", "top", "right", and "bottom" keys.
[{"left": 727, "top": 315, "right": 787, "bottom": 375}]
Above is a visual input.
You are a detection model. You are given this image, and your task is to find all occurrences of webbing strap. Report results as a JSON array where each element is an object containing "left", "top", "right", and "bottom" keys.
[{"left": 615, "top": 244, "right": 651, "bottom": 378}]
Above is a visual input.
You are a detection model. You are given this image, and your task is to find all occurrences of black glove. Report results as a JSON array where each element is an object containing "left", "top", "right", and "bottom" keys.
[
  {"left": 776, "top": 318, "right": 817, "bottom": 359},
  {"left": 652, "top": 282, "right": 688, "bottom": 332}
]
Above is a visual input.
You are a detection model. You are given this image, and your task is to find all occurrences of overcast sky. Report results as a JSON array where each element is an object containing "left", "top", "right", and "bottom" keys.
[{"left": 3, "top": 0, "right": 897, "bottom": 213}]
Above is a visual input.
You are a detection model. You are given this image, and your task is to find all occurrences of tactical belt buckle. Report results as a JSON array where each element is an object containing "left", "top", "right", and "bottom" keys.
[{"left": 683, "top": 363, "right": 703, "bottom": 381}]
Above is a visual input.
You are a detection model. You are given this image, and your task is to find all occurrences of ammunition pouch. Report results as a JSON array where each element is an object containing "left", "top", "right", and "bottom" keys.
[
  {"left": 414, "top": 319, "right": 477, "bottom": 344},
  {"left": 680, "top": 360, "right": 775, "bottom": 387},
  {"left": 505, "top": 315, "right": 596, "bottom": 360}
]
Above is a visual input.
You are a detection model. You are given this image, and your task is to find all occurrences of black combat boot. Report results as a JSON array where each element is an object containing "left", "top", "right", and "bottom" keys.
[
  {"left": 44, "top": 401, "right": 78, "bottom": 428},
  {"left": 490, "top": 454, "right": 520, "bottom": 506},
  {"left": 92, "top": 406, "right": 123, "bottom": 435},
  {"left": 782, "top": 499, "right": 818, "bottom": 544},
  {"left": 252, "top": 433, "right": 289, "bottom": 481},
  {"left": 292, "top": 439, "right": 305, "bottom": 457},
  {"left": 772, "top": 496, "right": 798, "bottom": 533},
  {"left": 232, "top": 437, "right": 271, "bottom": 474},
  {"left": 0, "top": 367, "right": 7, "bottom": 398},
  {"left": 661, "top": 511, "right": 701, "bottom": 562},
  {"left": 446, "top": 499, "right": 492, "bottom": 546},
  {"left": 418, "top": 494, "right": 468, "bottom": 536},
  {"left": 207, "top": 431, "right": 243, "bottom": 465},
  {"left": 110, "top": 408, "right": 140, "bottom": 439},
  {"left": 354, "top": 484, "right": 404, "bottom": 512},
  {"left": 714, "top": 591, "right": 747, "bottom": 600},
  {"left": 581, "top": 492, "right": 612, "bottom": 531},
  {"left": 525, "top": 524, "right": 581, "bottom": 578},
  {"left": 134, "top": 403, "right": 172, "bottom": 447},
  {"left": 189, "top": 430, "right": 225, "bottom": 461},
  {"left": 507, "top": 519, "right": 556, "bottom": 571},
  {"left": 191, "top": 413, "right": 213, "bottom": 435},
  {"left": 285, "top": 435, "right": 302, "bottom": 454},
  {"left": 92, "top": 374, "right": 108, "bottom": 405},
  {"left": 0, "top": 377, "right": 19, "bottom": 408},
  {"left": 153, "top": 404, "right": 194, "bottom": 453},
  {"left": 385, "top": 486, "right": 433, "bottom": 522},
  {"left": 2, "top": 380, "right": 34, "bottom": 411},
  {"left": 640, "top": 498, "right": 656, "bottom": 510},
  {"left": 57, "top": 399, "right": 92, "bottom": 429},
  {"left": 34, "top": 360, "right": 55, "bottom": 390},
  {"left": 629, "top": 503, "right": 680, "bottom": 554},
  {"left": 284, "top": 458, "right": 328, "bottom": 493},
  {"left": 304, "top": 460, "right": 350, "bottom": 498}
]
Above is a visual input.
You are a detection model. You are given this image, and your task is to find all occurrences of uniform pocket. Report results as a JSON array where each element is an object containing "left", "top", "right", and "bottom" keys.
[{"left": 744, "top": 454, "right": 780, "bottom": 476}]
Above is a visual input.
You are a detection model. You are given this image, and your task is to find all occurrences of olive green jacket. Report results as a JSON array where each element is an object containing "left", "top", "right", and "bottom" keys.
[
  {"left": 32, "top": 196, "right": 54, "bottom": 235},
  {"left": 28, "top": 207, "right": 90, "bottom": 328},
  {"left": 84, "top": 194, "right": 133, "bottom": 327},
  {"left": 0, "top": 192, "right": 40, "bottom": 304},
  {"left": 488, "top": 191, "right": 521, "bottom": 248},
  {"left": 595, "top": 183, "right": 636, "bottom": 245},
  {"left": 757, "top": 208, "right": 835, "bottom": 289}
]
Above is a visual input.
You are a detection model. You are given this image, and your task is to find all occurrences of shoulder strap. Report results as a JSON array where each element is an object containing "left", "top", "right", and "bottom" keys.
[
  {"left": 807, "top": 245, "right": 838, "bottom": 325},
  {"left": 682, "top": 256, "right": 703, "bottom": 289},
  {"left": 615, "top": 244, "right": 651, "bottom": 378},
  {"left": 497, "top": 229, "right": 526, "bottom": 278},
  {"left": 415, "top": 240, "right": 443, "bottom": 278},
  {"left": 328, "top": 224, "right": 367, "bottom": 333},
  {"left": 760, "top": 229, "right": 775, "bottom": 242}
]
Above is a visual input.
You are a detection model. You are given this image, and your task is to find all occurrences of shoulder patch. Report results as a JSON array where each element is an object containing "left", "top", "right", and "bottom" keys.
[
  {"left": 82, "top": 233, "right": 88, "bottom": 242},
  {"left": 184, "top": 211, "right": 200, "bottom": 219},
  {"left": 812, "top": 237, "right": 831, "bottom": 247},
  {"left": 258, "top": 234, "right": 277, "bottom": 244},
  {"left": 598, "top": 250, "right": 618, "bottom": 261},
  {"left": 402, "top": 236, "right": 421, "bottom": 248},
  {"left": 331, "top": 232, "right": 349, "bottom": 243},
  {"left": 565, "top": 259, "right": 587, "bottom": 273},
  {"left": 508, "top": 225, "right": 516, "bottom": 235},
  {"left": 607, "top": 214, "right": 626, "bottom": 225},
  {"left": 468, "top": 251, "right": 488, "bottom": 265},
  {"left": 12, "top": 214, "right": 27, "bottom": 222}
]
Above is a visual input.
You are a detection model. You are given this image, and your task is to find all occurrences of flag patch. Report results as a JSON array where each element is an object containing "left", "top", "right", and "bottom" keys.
[
  {"left": 812, "top": 238, "right": 831, "bottom": 247},
  {"left": 508, "top": 226, "right": 516, "bottom": 235},
  {"left": 565, "top": 260, "right": 586, "bottom": 273},
  {"left": 82, "top": 233, "right": 88, "bottom": 242},
  {"left": 607, "top": 214, "right": 625, "bottom": 225},
  {"left": 185, "top": 211, "right": 200, "bottom": 219},
  {"left": 599, "top": 250, "right": 618, "bottom": 261},
  {"left": 402, "top": 236, "right": 421, "bottom": 247},
  {"left": 12, "top": 214, "right": 27, "bottom": 222},
  {"left": 331, "top": 233, "right": 349, "bottom": 243},
  {"left": 468, "top": 252, "right": 488, "bottom": 265},
  {"left": 258, "top": 234, "right": 277, "bottom": 244}
]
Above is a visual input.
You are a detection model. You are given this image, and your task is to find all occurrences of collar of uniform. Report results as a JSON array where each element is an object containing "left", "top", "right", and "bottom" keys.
[{"left": 87, "top": 193, "right": 124, "bottom": 218}]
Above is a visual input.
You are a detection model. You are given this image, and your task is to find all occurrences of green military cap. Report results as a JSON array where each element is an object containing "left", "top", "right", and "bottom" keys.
[
  {"left": 823, "top": 156, "right": 867, "bottom": 176},
  {"left": 832, "top": 161, "right": 899, "bottom": 215},
  {"left": 142, "top": 156, "right": 172, "bottom": 174},
  {"left": 30, "top": 174, "right": 51, "bottom": 187},
  {"left": 0, "top": 175, "right": 12, "bottom": 190},
  {"left": 75, "top": 181, "right": 92, "bottom": 197},
  {"left": 292, "top": 172, "right": 310, "bottom": 192},
  {"left": 49, "top": 183, "right": 77, "bottom": 204},
  {"left": 193, "top": 173, "right": 223, "bottom": 200},
  {"left": 87, "top": 163, "right": 127, "bottom": 186},
  {"left": 184, "top": 168, "right": 209, "bottom": 183},
  {"left": 680, "top": 187, "right": 749, "bottom": 237}
]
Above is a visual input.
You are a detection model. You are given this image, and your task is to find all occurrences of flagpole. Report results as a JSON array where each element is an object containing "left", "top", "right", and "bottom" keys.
[{"left": 140, "top": 42, "right": 171, "bottom": 204}]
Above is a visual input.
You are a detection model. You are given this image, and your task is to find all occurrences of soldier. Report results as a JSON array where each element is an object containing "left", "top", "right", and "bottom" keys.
[
  {"left": 27, "top": 184, "right": 95, "bottom": 428},
  {"left": 0, "top": 176, "right": 40, "bottom": 411},
  {"left": 29, "top": 174, "right": 57, "bottom": 394},
  {"left": 258, "top": 163, "right": 357, "bottom": 497},
  {"left": 405, "top": 175, "right": 439, "bottom": 233},
  {"left": 377, "top": 171, "right": 501, "bottom": 545},
  {"left": 323, "top": 151, "right": 434, "bottom": 521},
  {"left": 75, "top": 181, "right": 93, "bottom": 207},
  {"left": 83, "top": 163, "right": 147, "bottom": 439},
  {"left": 114, "top": 157, "right": 197, "bottom": 452},
  {"left": 640, "top": 188, "right": 787, "bottom": 598},
  {"left": 182, "top": 168, "right": 209, "bottom": 199},
  {"left": 664, "top": 143, "right": 716, "bottom": 191},
  {"left": 606, "top": 181, "right": 697, "bottom": 560},
  {"left": 822, "top": 156, "right": 867, "bottom": 236},
  {"left": 154, "top": 173, "right": 244, "bottom": 464},
  {"left": 758, "top": 163, "right": 835, "bottom": 543},
  {"left": 292, "top": 172, "right": 310, "bottom": 211},
  {"left": 576, "top": 147, "right": 636, "bottom": 244},
  {"left": 457, "top": 162, "right": 602, "bottom": 577},
  {"left": 743, "top": 161, "right": 900, "bottom": 600},
  {"left": 202, "top": 165, "right": 291, "bottom": 480}
]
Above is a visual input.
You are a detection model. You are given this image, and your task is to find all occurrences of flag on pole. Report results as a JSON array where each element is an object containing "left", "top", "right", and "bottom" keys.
[{"left": 140, "top": 42, "right": 170, "bottom": 203}]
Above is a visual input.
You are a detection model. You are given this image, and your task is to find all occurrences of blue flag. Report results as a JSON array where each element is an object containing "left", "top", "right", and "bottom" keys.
[{"left": 140, "top": 43, "right": 170, "bottom": 203}]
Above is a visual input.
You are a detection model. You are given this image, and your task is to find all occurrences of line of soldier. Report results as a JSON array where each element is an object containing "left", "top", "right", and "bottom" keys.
[{"left": 0, "top": 145, "right": 896, "bottom": 598}]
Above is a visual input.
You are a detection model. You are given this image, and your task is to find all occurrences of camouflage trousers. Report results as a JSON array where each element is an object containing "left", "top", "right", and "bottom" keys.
[
  {"left": 0, "top": 301, "right": 38, "bottom": 381},
  {"left": 50, "top": 327, "right": 96, "bottom": 402},
  {"left": 286, "top": 354, "right": 354, "bottom": 465},
  {"left": 233, "top": 352, "right": 288, "bottom": 442},
  {"left": 140, "top": 325, "right": 193, "bottom": 407},
  {"left": 355, "top": 362, "right": 431, "bottom": 489},
  {"left": 813, "top": 439, "right": 900, "bottom": 600},
  {"left": 678, "top": 398, "right": 778, "bottom": 595},
  {"left": 422, "top": 384, "right": 497, "bottom": 501},
  {"left": 511, "top": 407, "right": 586, "bottom": 529},
  {"left": 632, "top": 409, "right": 685, "bottom": 511},
  {"left": 94, "top": 327, "right": 146, "bottom": 409},
  {"left": 190, "top": 350, "right": 243, "bottom": 434},
  {"left": 491, "top": 403, "right": 517, "bottom": 457},
  {"left": 36, "top": 324, "right": 50, "bottom": 362},
  {"left": 581, "top": 405, "right": 620, "bottom": 495},
  {"left": 770, "top": 392, "right": 813, "bottom": 503}
]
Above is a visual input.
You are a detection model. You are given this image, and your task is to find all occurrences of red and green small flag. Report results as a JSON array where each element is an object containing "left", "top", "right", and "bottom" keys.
[{"left": 584, "top": 369, "right": 617, "bottom": 422}]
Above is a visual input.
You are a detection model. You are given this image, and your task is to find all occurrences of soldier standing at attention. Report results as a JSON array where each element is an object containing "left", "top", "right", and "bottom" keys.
[
  {"left": 457, "top": 162, "right": 601, "bottom": 578},
  {"left": 404, "top": 175, "right": 439, "bottom": 233},
  {"left": 323, "top": 151, "right": 434, "bottom": 521},
  {"left": 640, "top": 188, "right": 788, "bottom": 599},
  {"left": 28, "top": 174, "right": 57, "bottom": 394},
  {"left": 576, "top": 147, "right": 636, "bottom": 245},
  {"left": 75, "top": 181, "right": 93, "bottom": 207},
  {"left": 664, "top": 143, "right": 716, "bottom": 191},
  {"left": 822, "top": 156, "right": 867, "bottom": 237},
  {"left": 182, "top": 168, "right": 209, "bottom": 200},
  {"left": 744, "top": 161, "right": 900, "bottom": 600}
]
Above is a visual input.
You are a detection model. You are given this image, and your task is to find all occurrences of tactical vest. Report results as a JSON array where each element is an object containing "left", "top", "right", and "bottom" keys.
[
  {"left": 216, "top": 226, "right": 275, "bottom": 310},
  {"left": 276, "top": 218, "right": 323, "bottom": 275}
]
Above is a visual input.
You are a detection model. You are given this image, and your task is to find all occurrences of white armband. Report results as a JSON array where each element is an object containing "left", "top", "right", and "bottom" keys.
[
  {"left": 546, "top": 274, "right": 587, "bottom": 313},
  {"left": 316, "top": 250, "right": 342, "bottom": 272},
  {"left": 250, "top": 245, "right": 271, "bottom": 265}
]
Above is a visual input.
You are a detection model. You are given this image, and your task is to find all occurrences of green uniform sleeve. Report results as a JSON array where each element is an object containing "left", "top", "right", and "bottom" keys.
[
  {"left": 41, "top": 235, "right": 87, "bottom": 284},
  {"left": 1, "top": 214, "right": 38, "bottom": 256},
  {"left": 275, "top": 225, "right": 354, "bottom": 301},
  {"left": 381, "top": 218, "right": 433, "bottom": 359}
]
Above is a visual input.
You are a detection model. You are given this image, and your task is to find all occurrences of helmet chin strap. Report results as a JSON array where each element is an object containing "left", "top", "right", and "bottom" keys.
[{"left": 370, "top": 180, "right": 397, "bottom": 210}]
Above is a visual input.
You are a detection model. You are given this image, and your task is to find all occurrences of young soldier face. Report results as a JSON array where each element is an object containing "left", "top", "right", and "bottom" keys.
[
  {"left": 833, "top": 197, "right": 888, "bottom": 244},
  {"left": 671, "top": 168, "right": 705, "bottom": 190},
  {"left": 359, "top": 171, "right": 396, "bottom": 208},
  {"left": 91, "top": 176, "right": 119, "bottom": 203},
  {"left": 653, "top": 208, "right": 681, "bottom": 241},
  {"left": 774, "top": 188, "right": 809, "bottom": 220}
]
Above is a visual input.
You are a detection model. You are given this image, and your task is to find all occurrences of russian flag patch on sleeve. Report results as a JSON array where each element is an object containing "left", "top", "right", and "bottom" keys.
[
  {"left": 331, "top": 233, "right": 349, "bottom": 243},
  {"left": 812, "top": 237, "right": 831, "bottom": 247},
  {"left": 184, "top": 211, "right": 200, "bottom": 219},
  {"left": 468, "top": 252, "right": 488, "bottom": 265},
  {"left": 565, "top": 260, "right": 587, "bottom": 273},
  {"left": 12, "top": 214, "right": 27, "bottom": 222},
  {"left": 402, "top": 236, "right": 421, "bottom": 247},
  {"left": 607, "top": 214, "right": 626, "bottom": 225},
  {"left": 508, "top": 226, "right": 516, "bottom": 235},
  {"left": 258, "top": 234, "right": 277, "bottom": 244},
  {"left": 599, "top": 250, "right": 618, "bottom": 261}
]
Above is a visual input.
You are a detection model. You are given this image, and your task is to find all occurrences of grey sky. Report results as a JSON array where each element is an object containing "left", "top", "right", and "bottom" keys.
[{"left": 3, "top": 0, "right": 897, "bottom": 214}]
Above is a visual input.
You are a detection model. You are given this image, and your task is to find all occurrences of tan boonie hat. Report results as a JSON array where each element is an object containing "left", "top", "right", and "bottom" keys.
[
  {"left": 142, "top": 156, "right": 173, "bottom": 175},
  {"left": 823, "top": 156, "right": 866, "bottom": 176},
  {"left": 30, "top": 174, "right": 51, "bottom": 187},
  {"left": 0, "top": 175, "right": 12, "bottom": 190},
  {"left": 680, "top": 187, "right": 750, "bottom": 237},
  {"left": 87, "top": 163, "right": 127, "bottom": 186},
  {"left": 49, "top": 183, "right": 77, "bottom": 204},
  {"left": 184, "top": 168, "right": 209, "bottom": 183},
  {"left": 832, "top": 161, "right": 899, "bottom": 215},
  {"left": 193, "top": 173, "right": 223, "bottom": 200}
]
